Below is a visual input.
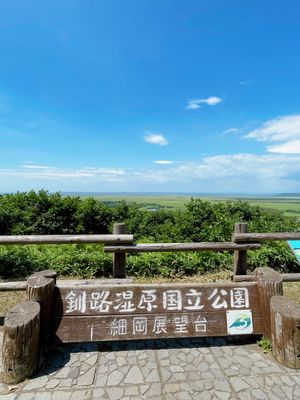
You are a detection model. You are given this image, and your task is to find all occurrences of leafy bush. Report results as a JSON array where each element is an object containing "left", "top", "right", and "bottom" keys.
[
  {"left": 0, "top": 245, "right": 112, "bottom": 279},
  {"left": 127, "top": 251, "right": 232, "bottom": 277},
  {"left": 0, "top": 192, "right": 299, "bottom": 279},
  {"left": 0, "top": 190, "right": 114, "bottom": 235}
]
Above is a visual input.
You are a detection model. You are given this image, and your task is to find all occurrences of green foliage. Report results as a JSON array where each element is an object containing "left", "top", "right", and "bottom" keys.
[
  {"left": 127, "top": 251, "right": 232, "bottom": 277},
  {"left": 257, "top": 336, "right": 272, "bottom": 353},
  {"left": 0, "top": 245, "right": 112, "bottom": 279},
  {"left": 0, "top": 190, "right": 113, "bottom": 235},
  {"left": 76, "top": 198, "right": 112, "bottom": 233},
  {"left": 0, "top": 191, "right": 299, "bottom": 279},
  {"left": 248, "top": 241, "right": 298, "bottom": 272}
]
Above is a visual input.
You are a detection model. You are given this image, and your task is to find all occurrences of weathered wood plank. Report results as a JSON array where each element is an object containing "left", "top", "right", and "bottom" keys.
[
  {"left": 0, "top": 234, "right": 133, "bottom": 245},
  {"left": 113, "top": 223, "right": 127, "bottom": 278},
  {"left": 233, "top": 273, "right": 300, "bottom": 283},
  {"left": 0, "top": 281, "right": 27, "bottom": 291},
  {"left": 104, "top": 242, "right": 261, "bottom": 253},
  {"left": 1, "top": 301, "right": 40, "bottom": 384},
  {"left": 32, "top": 270, "right": 57, "bottom": 284},
  {"left": 0, "top": 278, "right": 135, "bottom": 292},
  {"left": 27, "top": 275, "right": 54, "bottom": 341},
  {"left": 3, "top": 272, "right": 300, "bottom": 292},
  {"left": 233, "top": 223, "right": 248, "bottom": 275},
  {"left": 233, "top": 232, "right": 300, "bottom": 243},
  {"left": 255, "top": 267, "right": 283, "bottom": 339},
  {"left": 271, "top": 295, "right": 300, "bottom": 369},
  {"left": 57, "top": 278, "right": 134, "bottom": 288},
  {"left": 52, "top": 310, "right": 263, "bottom": 343},
  {"left": 53, "top": 282, "right": 260, "bottom": 316}
]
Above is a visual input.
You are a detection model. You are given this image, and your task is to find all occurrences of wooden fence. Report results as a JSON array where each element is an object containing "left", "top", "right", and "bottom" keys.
[
  {"left": 1, "top": 222, "right": 300, "bottom": 292},
  {"left": 1, "top": 222, "right": 300, "bottom": 383}
]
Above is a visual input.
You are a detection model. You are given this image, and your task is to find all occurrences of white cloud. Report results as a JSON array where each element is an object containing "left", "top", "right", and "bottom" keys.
[
  {"left": 185, "top": 96, "right": 223, "bottom": 110},
  {"left": 246, "top": 114, "right": 300, "bottom": 142},
  {"left": 245, "top": 114, "right": 300, "bottom": 155},
  {"left": 21, "top": 164, "right": 51, "bottom": 169},
  {"left": 1, "top": 153, "right": 300, "bottom": 193},
  {"left": 154, "top": 160, "right": 175, "bottom": 164},
  {"left": 267, "top": 140, "right": 300, "bottom": 154},
  {"left": 185, "top": 102, "right": 202, "bottom": 110},
  {"left": 144, "top": 133, "right": 168, "bottom": 146},
  {"left": 189, "top": 154, "right": 295, "bottom": 179},
  {"left": 204, "top": 97, "right": 223, "bottom": 106},
  {"left": 0, "top": 165, "right": 125, "bottom": 181},
  {"left": 148, "top": 153, "right": 300, "bottom": 192}
]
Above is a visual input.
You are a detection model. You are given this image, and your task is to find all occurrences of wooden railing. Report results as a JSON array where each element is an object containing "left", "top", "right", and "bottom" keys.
[
  {"left": 0, "top": 234, "right": 133, "bottom": 245},
  {"left": 0, "top": 222, "right": 300, "bottom": 292}
]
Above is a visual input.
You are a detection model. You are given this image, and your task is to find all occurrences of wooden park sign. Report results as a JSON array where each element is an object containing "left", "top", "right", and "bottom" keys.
[
  {"left": 52, "top": 282, "right": 262, "bottom": 342},
  {"left": 3, "top": 266, "right": 300, "bottom": 385}
]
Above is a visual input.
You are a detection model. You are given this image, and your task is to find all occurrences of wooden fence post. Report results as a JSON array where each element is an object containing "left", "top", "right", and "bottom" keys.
[
  {"left": 270, "top": 296, "right": 300, "bottom": 368},
  {"left": 1, "top": 301, "right": 40, "bottom": 384},
  {"left": 255, "top": 267, "right": 283, "bottom": 339},
  {"left": 27, "top": 270, "right": 55, "bottom": 341},
  {"left": 113, "top": 223, "right": 127, "bottom": 278},
  {"left": 32, "top": 269, "right": 57, "bottom": 284},
  {"left": 233, "top": 222, "right": 248, "bottom": 275}
]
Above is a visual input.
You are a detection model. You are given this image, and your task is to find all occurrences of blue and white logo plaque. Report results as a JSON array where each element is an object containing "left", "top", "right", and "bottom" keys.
[{"left": 226, "top": 309, "right": 253, "bottom": 335}]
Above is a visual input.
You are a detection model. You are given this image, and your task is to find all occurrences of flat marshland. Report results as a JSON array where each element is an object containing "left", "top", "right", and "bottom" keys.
[{"left": 81, "top": 193, "right": 300, "bottom": 217}]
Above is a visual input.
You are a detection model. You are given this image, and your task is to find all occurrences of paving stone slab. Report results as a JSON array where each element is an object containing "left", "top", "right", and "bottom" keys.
[{"left": 1, "top": 331, "right": 300, "bottom": 399}]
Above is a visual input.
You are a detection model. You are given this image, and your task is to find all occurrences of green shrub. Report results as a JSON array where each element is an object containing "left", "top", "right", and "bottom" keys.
[
  {"left": 0, "top": 192, "right": 299, "bottom": 279},
  {"left": 126, "top": 251, "right": 232, "bottom": 277},
  {"left": 0, "top": 245, "right": 112, "bottom": 279}
]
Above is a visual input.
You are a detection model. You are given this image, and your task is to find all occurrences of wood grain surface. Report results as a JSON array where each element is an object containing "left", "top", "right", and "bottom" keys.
[{"left": 52, "top": 282, "right": 262, "bottom": 342}]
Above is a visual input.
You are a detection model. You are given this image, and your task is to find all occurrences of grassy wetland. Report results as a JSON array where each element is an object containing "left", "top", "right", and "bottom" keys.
[{"left": 80, "top": 193, "right": 300, "bottom": 217}]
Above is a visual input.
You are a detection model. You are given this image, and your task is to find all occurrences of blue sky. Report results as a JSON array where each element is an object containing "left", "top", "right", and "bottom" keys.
[{"left": 1, "top": 0, "right": 300, "bottom": 193}]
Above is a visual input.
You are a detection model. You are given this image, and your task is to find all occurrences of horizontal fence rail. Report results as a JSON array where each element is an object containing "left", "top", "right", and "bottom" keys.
[
  {"left": 0, "top": 278, "right": 135, "bottom": 292},
  {"left": 233, "top": 273, "right": 300, "bottom": 283},
  {"left": 0, "top": 281, "right": 27, "bottom": 291},
  {"left": 233, "top": 232, "right": 300, "bottom": 243},
  {"left": 1, "top": 222, "right": 300, "bottom": 293},
  {"left": 0, "top": 234, "right": 134, "bottom": 245},
  {"left": 4, "top": 271, "right": 299, "bottom": 292},
  {"left": 104, "top": 242, "right": 261, "bottom": 253}
]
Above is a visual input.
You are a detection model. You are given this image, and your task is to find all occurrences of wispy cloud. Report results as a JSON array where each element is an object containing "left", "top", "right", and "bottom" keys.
[
  {"left": 185, "top": 102, "right": 202, "bottom": 110},
  {"left": 246, "top": 114, "right": 300, "bottom": 142},
  {"left": 21, "top": 164, "right": 52, "bottom": 169},
  {"left": 154, "top": 160, "right": 175, "bottom": 165},
  {"left": 0, "top": 165, "right": 126, "bottom": 181},
  {"left": 144, "top": 133, "right": 168, "bottom": 146},
  {"left": 1, "top": 154, "right": 300, "bottom": 192},
  {"left": 245, "top": 114, "right": 300, "bottom": 154},
  {"left": 147, "top": 153, "right": 300, "bottom": 192},
  {"left": 239, "top": 80, "right": 252, "bottom": 86},
  {"left": 220, "top": 127, "right": 239, "bottom": 137},
  {"left": 185, "top": 96, "right": 223, "bottom": 110}
]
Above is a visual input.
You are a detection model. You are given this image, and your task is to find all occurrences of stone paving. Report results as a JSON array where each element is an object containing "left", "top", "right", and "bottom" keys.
[{"left": 1, "top": 332, "right": 300, "bottom": 399}]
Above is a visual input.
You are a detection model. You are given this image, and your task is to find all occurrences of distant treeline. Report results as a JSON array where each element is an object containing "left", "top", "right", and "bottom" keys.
[{"left": 0, "top": 190, "right": 299, "bottom": 279}]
